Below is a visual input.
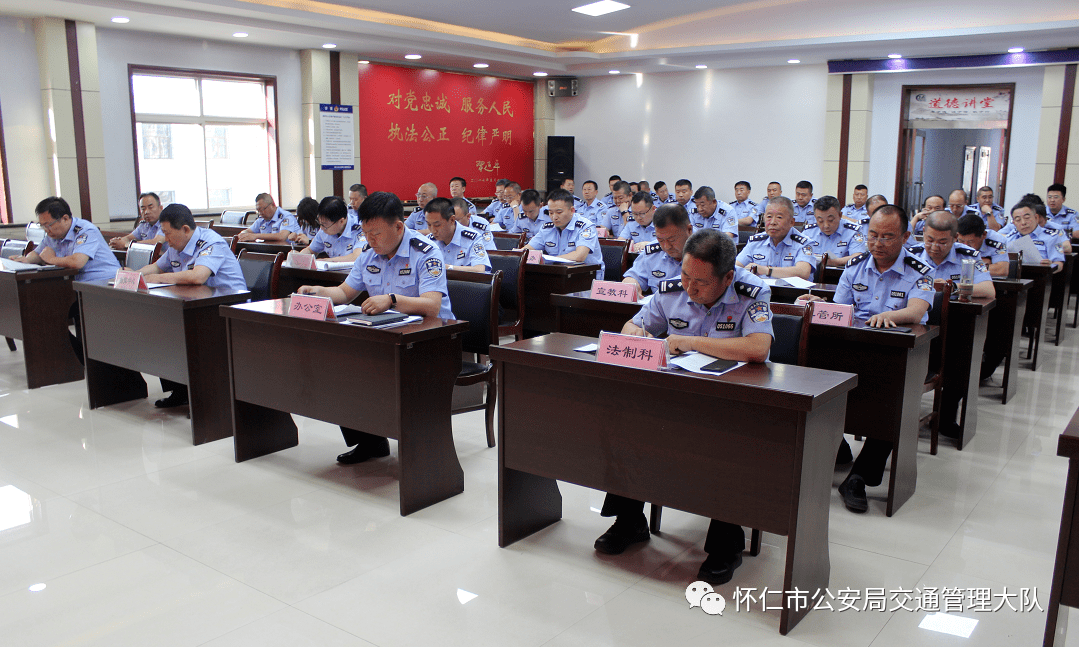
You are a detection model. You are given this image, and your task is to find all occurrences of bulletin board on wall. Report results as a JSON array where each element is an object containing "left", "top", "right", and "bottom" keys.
[{"left": 357, "top": 63, "right": 534, "bottom": 200}]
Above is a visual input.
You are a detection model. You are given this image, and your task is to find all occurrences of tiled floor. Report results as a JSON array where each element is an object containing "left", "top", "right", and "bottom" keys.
[{"left": 1, "top": 317, "right": 1078, "bottom": 646}]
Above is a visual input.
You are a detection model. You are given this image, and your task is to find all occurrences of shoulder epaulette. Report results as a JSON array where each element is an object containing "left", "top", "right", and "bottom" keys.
[
  {"left": 460, "top": 229, "right": 478, "bottom": 240},
  {"left": 659, "top": 279, "right": 683, "bottom": 293},
  {"left": 908, "top": 244, "right": 925, "bottom": 254},
  {"left": 643, "top": 242, "right": 661, "bottom": 255},
  {"left": 73, "top": 225, "right": 83, "bottom": 235},
  {"left": 748, "top": 200, "right": 757, "bottom": 206},
  {"left": 749, "top": 232, "right": 768, "bottom": 242},
  {"left": 734, "top": 280, "right": 762, "bottom": 299},
  {"left": 573, "top": 218, "right": 586, "bottom": 228},
  {"left": 846, "top": 251, "right": 871, "bottom": 268},
  {"left": 410, "top": 236, "right": 433, "bottom": 253},
  {"left": 985, "top": 237, "right": 1004, "bottom": 250},
  {"left": 860, "top": 216, "right": 871, "bottom": 224},
  {"left": 542, "top": 222, "right": 556, "bottom": 229},
  {"left": 904, "top": 254, "right": 931, "bottom": 274},
  {"left": 351, "top": 223, "right": 362, "bottom": 232},
  {"left": 1067, "top": 208, "right": 1077, "bottom": 215},
  {"left": 472, "top": 221, "right": 487, "bottom": 231},
  {"left": 790, "top": 232, "right": 808, "bottom": 244},
  {"left": 803, "top": 222, "right": 818, "bottom": 230},
  {"left": 845, "top": 203, "right": 854, "bottom": 209},
  {"left": 361, "top": 243, "right": 371, "bottom": 252},
  {"left": 954, "top": 245, "right": 979, "bottom": 257},
  {"left": 716, "top": 207, "right": 727, "bottom": 216},
  {"left": 842, "top": 221, "right": 859, "bottom": 231}
]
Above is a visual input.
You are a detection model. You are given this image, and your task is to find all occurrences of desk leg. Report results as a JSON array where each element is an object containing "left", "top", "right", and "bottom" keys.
[
  {"left": 233, "top": 400, "right": 298, "bottom": 461},
  {"left": 21, "top": 278, "right": 83, "bottom": 389},
  {"left": 1001, "top": 291, "right": 1026, "bottom": 404},
  {"left": 84, "top": 359, "right": 147, "bottom": 408},
  {"left": 1045, "top": 458, "right": 1079, "bottom": 646},
  {"left": 781, "top": 395, "right": 846, "bottom": 635},
  {"left": 499, "top": 466, "right": 562, "bottom": 547},
  {"left": 185, "top": 309, "right": 234, "bottom": 445},
  {"left": 887, "top": 342, "right": 930, "bottom": 517},
  {"left": 941, "top": 311, "right": 989, "bottom": 451}
]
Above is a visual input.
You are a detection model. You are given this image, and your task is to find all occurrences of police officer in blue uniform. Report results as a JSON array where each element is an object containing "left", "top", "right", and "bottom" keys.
[
  {"left": 510, "top": 189, "right": 552, "bottom": 240},
  {"left": 736, "top": 196, "right": 818, "bottom": 280},
  {"left": 1047, "top": 184, "right": 1077, "bottom": 236},
  {"left": 948, "top": 190, "right": 981, "bottom": 224},
  {"left": 405, "top": 182, "right": 438, "bottom": 233},
  {"left": 909, "top": 194, "right": 944, "bottom": 236},
  {"left": 524, "top": 189, "right": 604, "bottom": 274},
  {"left": 595, "top": 229, "right": 772, "bottom": 586},
  {"left": 450, "top": 198, "right": 498, "bottom": 247},
  {"left": 1005, "top": 201, "right": 1065, "bottom": 270},
  {"left": 600, "top": 175, "right": 622, "bottom": 209},
  {"left": 799, "top": 205, "right": 934, "bottom": 513},
  {"left": 791, "top": 181, "right": 816, "bottom": 225},
  {"left": 425, "top": 197, "right": 491, "bottom": 272},
  {"left": 138, "top": 203, "right": 248, "bottom": 407},
  {"left": 558, "top": 178, "right": 586, "bottom": 211},
  {"left": 299, "top": 199, "right": 366, "bottom": 262},
  {"left": 299, "top": 192, "right": 455, "bottom": 464},
  {"left": 618, "top": 191, "right": 658, "bottom": 251},
  {"left": 347, "top": 184, "right": 368, "bottom": 222},
  {"left": 18, "top": 196, "right": 121, "bottom": 283},
  {"left": 691, "top": 186, "right": 737, "bottom": 238},
  {"left": 956, "top": 214, "right": 1009, "bottom": 277},
  {"left": 653, "top": 181, "right": 677, "bottom": 207},
  {"left": 750, "top": 181, "right": 783, "bottom": 225},
  {"left": 973, "top": 186, "right": 1007, "bottom": 230},
  {"left": 907, "top": 211, "right": 994, "bottom": 298},
  {"left": 600, "top": 181, "right": 634, "bottom": 238},
  {"left": 483, "top": 179, "right": 510, "bottom": 220},
  {"left": 449, "top": 177, "right": 478, "bottom": 217},
  {"left": 490, "top": 182, "right": 523, "bottom": 231},
  {"left": 841, "top": 184, "right": 869, "bottom": 224},
  {"left": 729, "top": 180, "right": 758, "bottom": 227},
  {"left": 801, "top": 195, "right": 868, "bottom": 267},
  {"left": 622, "top": 203, "right": 693, "bottom": 297},
  {"left": 577, "top": 180, "right": 606, "bottom": 226},
  {"left": 238, "top": 193, "right": 299, "bottom": 243},
  {"left": 110, "top": 192, "right": 166, "bottom": 250},
  {"left": 673, "top": 179, "right": 698, "bottom": 222}
]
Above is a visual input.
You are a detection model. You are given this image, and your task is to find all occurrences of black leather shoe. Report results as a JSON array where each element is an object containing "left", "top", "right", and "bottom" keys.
[
  {"left": 154, "top": 391, "right": 189, "bottom": 408},
  {"left": 939, "top": 422, "right": 962, "bottom": 439},
  {"left": 594, "top": 521, "right": 650, "bottom": 555},
  {"left": 835, "top": 441, "right": 853, "bottom": 468},
  {"left": 697, "top": 553, "right": 743, "bottom": 586},
  {"left": 838, "top": 474, "right": 869, "bottom": 513},
  {"left": 336, "top": 440, "right": 390, "bottom": 465}
]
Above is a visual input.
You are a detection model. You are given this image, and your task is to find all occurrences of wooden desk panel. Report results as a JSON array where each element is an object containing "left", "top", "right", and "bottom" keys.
[
  {"left": 991, "top": 279, "right": 1032, "bottom": 404},
  {"left": 0, "top": 268, "right": 84, "bottom": 389},
  {"left": 550, "top": 291, "right": 641, "bottom": 337},
  {"left": 1046, "top": 407, "right": 1079, "bottom": 646},
  {"left": 493, "top": 333, "right": 857, "bottom": 635},
  {"left": 522, "top": 263, "right": 600, "bottom": 337},
  {"left": 1022, "top": 263, "right": 1059, "bottom": 372}
]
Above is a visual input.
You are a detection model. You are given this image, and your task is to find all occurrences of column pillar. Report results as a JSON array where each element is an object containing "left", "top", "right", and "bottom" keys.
[{"left": 301, "top": 49, "right": 361, "bottom": 200}]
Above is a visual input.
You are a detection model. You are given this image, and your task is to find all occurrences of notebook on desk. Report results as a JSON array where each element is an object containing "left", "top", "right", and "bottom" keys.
[{"left": 345, "top": 312, "right": 410, "bottom": 326}]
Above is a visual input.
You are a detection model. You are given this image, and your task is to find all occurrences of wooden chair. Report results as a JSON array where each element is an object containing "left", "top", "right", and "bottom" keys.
[
  {"left": 193, "top": 218, "right": 215, "bottom": 229},
  {"left": 1049, "top": 253, "right": 1075, "bottom": 345},
  {"left": 813, "top": 253, "right": 830, "bottom": 284},
  {"left": 598, "top": 238, "right": 629, "bottom": 282},
  {"left": 220, "top": 210, "right": 247, "bottom": 226},
  {"left": 236, "top": 249, "right": 284, "bottom": 301},
  {"left": 221, "top": 236, "right": 237, "bottom": 254},
  {"left": 492, "top": 231, "right": 525, "bottom": 250},
  {"left": 737, "top": 229, "right": 753, "bottom": 245},
  {"left": 25, "top": 223, "right": 45, "bottom": 246},
  {"left": 124, "top": 242, "right": 163, "bottom": 270},
  {"left": 447, "top": 270, "right": 503, "bottom": 447},
  {"left": 923, "top": 281, "right": 951, "bottom": 455},
  {"left": 488, "top": 249, "right": 527, "bottom": 341}
]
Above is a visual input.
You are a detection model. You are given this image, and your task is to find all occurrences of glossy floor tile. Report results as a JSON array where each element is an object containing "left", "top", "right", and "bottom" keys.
[{"left": 1, "top": 314, "right": 1077, "bottom": 646}]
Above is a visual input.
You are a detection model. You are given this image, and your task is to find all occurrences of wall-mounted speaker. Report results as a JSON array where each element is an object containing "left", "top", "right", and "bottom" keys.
[
  {"left": 546, "top": 136, "right": 574, "bottom": 193},
  {"left": 547, "top": 78, "right": 578, "bottom": 97}
]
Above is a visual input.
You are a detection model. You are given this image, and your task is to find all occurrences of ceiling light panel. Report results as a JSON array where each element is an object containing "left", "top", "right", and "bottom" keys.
[{"left": 572, "top": 1, "right": 631, "bottom": 17}]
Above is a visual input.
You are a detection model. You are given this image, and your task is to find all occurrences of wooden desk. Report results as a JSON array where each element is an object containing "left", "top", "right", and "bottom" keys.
[
  {"left": 550, "top": 291, "right": 641, "bottom": 336},
  {"left": 1050, "top": 253, "right": 1076, "bottom": 346},
  {"left": 74, "top": 281, "right": 250, "bottom": 445},
  {"left": 990, "top": 279, "right": 1032, "bottom": 404},
  {"left": 1022, "top": 263, "right": 1060, "bottom": 371},
  {"left": 522, "top": 263, "right": 600, "bottom": 337},
  {"left": 1045, "top": 407, "right": 1079, "bottom": 646},
  {"left": 220, "top": 298, "right": 469, "bottom": 515},
  {"left": 492, "top": 333, "right": 857, "bottom": 635},
  {"left": 277, "top": 266, "right": 349, "bottom": 297},
  {"left": 234, "top": 240, "right": 298, "bottom": 255},
  {"left": 0, "top": 268, "right": 83, "bottom": 389},
  {"left": 212, "top": 224, "right": 247, "bottom": 238},
  {"left": 939, "top": 297, "right": 996, "bottom": 449}
]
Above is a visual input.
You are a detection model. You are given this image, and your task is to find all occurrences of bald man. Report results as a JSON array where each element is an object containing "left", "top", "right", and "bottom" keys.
[{"left": 405, "top": 182, "right": 437, "bottom": 234}]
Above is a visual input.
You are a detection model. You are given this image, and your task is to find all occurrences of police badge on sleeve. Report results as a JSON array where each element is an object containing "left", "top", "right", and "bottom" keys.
[
  {"left": 424, "top": 258, "right": 443, "bottom": 278},
  {"left": 747, "top": 301, "right": 770, "bottom": 323}
]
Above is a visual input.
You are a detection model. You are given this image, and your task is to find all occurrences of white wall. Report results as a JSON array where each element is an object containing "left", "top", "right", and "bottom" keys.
[
  {"left": 96, "top": 28, "right": 304, "bottom": 218},
  {"left": 554, "top": 65, "right": 829, "bottom": 203},
  {"left": 868, "top": 66, "right": 1044, "bottom": 207},
  {"left": 0, "top": 16, "right": 50, "bottom": 223}
]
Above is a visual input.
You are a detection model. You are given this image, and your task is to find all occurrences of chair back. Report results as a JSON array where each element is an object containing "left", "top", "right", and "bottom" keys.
[
  {"left": 488, "top": 249, "right": 526, "bottom": 338},
  {"left": 236, "top": 249, "right": 284, "bottom": 301},
  {"left": 813, "top": 253, "right": 829, "bottom": 283},
  {"left": 492, "top": 231, "right": 524, "bottom": 250},
  {"left": 25, "top": 223, "right": 45, "bottom": 245},
  {"left": 925, "top": 281, "right": 951, "bottom": 381},
  {"left": 446, "top": 271, "right": 502, "bottom": 355},
  {"left": 221, "top": 236, "right": 237, "bottom": 253},
  {"left": 738, "top": 230, "right": 752, "bottom": 245},
  {"left": 193, "top": 218, "right": 215, "bottom": 229},
  {"left": 1, "top": 239, "right": 32, "bottom": 259},
  {"left": 770, "top": 303, "right": 811, "bottom": 366},
  {"left": 220, "top": 210, "right": 247, "bottom": 225},
  {"left": 1007, "top": 251, "right": 1022, "bottom": 279},
  {"left": 599, "top": 238, "right": 629, "bottom": 281},
  {"left": 125, "top": 242, "right": 162, "bottom": 270}
]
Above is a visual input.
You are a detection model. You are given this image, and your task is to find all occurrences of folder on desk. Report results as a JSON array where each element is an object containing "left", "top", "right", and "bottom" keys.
[{"left": 345, "top": 312, "right": 409, "bottom": 326}]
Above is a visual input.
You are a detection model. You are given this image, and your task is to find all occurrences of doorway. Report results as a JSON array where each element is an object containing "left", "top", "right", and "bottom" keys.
[{"left": 895, "top": 85, "right": 1014, "bottom": 215}]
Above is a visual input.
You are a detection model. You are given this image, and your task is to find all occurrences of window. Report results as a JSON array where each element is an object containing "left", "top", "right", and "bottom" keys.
[{"left": 129, "top": 67, "right": 278, "bottom": 212}]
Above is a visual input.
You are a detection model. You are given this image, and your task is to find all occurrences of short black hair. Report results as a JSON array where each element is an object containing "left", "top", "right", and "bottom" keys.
[
  {"left": 608, "top": 175, "right": 621, "bottom": 183},
  {"left": 357, "top": 192, "right": 404, "bottom": 224},
  {"left": 1048, "top": 183, "right": 1067, "bottom": 198},
  {"left": 450, "top": 177, "right": 466, "bottom": 187},
  {"left": 814, "top": 195, "right": 841, "bottom": 213},
  {"left": 653, "top": 181, "right": 667, "bottom": 191},
  {"left": 318, "top": 196, "right": 349, "bottom": 223},
  {"left": 349, "top": 183, "right": 368, "bottom": 198},
  {"left": 547, "top": 188, "right": 574, "bottom": 208},
  {"left": 612, "top": 181, "right": 632, "bottom": 196},
  {"left": 424, "top": 197, "right": 454, "bottom": 221},
  {"left": 692, "top": 186, "right": 715, "bottom": 201},
  {"left": 854, "top": 184, "right": 868, "bottom": 192},
  {"left": 139, "top": 192, "right": 160, "bottom": 204},
  {"left": 159, "top": 203, "right": 195, "bottom": 230},
  {"left": 1011, "top": 200, "right": 1039, "bottom": 215},
  {"left": 675, "top": 179, "right": 692, "bottom": 189},
  {"left": 35, "top": 196, "right": 72, "bottom": 220},
  {"left": 652, "top": 203, "right": 690, "bottom": 229},
  {"left": 872, "top": 204, "right": 908, "bottom": 234},
  {"left": 521, "top": 189, "right": 542, "bottom": 207},
  {"left": 796, "top": 180, "right": 813, "bottom": 192},
  {"left": 957, "top": 213, "right": 987, "bottom": 237},
  {"left": 450, "top": 197, "right": 471, "bottom": 216},
  {"left": 295, "top": 197, "right": 319, "bottom": 229},
  {"left": 1020, "top": 193, "right": 1044, "bottom": 206},
  {"left": 684, "top": 229, "right": 736, "bottom": 279},
  {"left": 495, "top": 179, "right": 510, "bottom": 188},
  {"left": 631, "top": 191, "right": 653, "bottom": 206},
  {"left": 583, "top": 180, "right": 598, "bottom": 191},
  {"left": 734, "top": 181, "right": 751, "bottom": 191}
]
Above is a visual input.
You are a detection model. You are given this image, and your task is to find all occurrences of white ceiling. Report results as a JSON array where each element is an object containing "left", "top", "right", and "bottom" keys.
[{"left": 1, "top": 0, "right": 1077, "bottom": 78}]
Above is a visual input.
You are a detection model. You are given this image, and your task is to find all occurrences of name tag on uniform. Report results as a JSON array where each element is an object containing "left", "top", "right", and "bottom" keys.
[
  {"left": 590, "top": 279, "right": 636, "bottom": 303},
  {"left": 809, "top": 302, "right": 853, "bottom": 327},
  {"left": 288, "top": 294, "right": 336, "bottom": 321},
  {"left": 113, "top": 269, "right": 148, "bottom": 291},
  {"left": 596, "top": 331, "right": 668, "bottom": 370}
]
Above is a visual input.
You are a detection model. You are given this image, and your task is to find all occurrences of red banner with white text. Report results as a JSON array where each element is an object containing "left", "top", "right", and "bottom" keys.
[{"left": 357, "top": 63, "right": 534, "bottom": 200}]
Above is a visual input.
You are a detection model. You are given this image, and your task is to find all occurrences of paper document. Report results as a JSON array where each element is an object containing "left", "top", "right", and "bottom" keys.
[
  {"left": 669, "top": 351, "right": 745, "bottom": 375},
  {"left": 761, "top": 278, "right": 778, "bottom": 286},
  {"left": 1, "top": 258, "right": 57, "bottom": 271},
  {"left": 637, "top": 294, "right": 654, "bottom": 306},
  {"left": 315, "top": 260, "right": 354, "bottom": 271},
  {"left": 541, "top": 255, "right": 574, "bottom": 264},
  {"left": 332, "top": 304, "right": 365, "bottom": 317},
  {"left": 780, "top": 276, "right": 816, "bottom": 289},
  {"left": 574, "top": 343, "right": 599, "bottom": 353},
  {"left": 1008, "top": 235, "right": 1043, "bottom": 263},
  {"left": 145, "top": 283, "right": 171, "bottom": 289}
]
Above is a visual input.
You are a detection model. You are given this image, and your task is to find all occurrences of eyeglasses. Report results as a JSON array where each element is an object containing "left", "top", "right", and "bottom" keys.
[
  {"left": 866, "top": 234, "right": 898, "bottom": 243},
  {"left": 38, "top": 218, "right": 62, "bottom": 230},
  {"left": 922, "top": 239, "right": 951, "bottom": 248},
  {"left": 631, "top": 209, "right": 652, "bottom": 218}
]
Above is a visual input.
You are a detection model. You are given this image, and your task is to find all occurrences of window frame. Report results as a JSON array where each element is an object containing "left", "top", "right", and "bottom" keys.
[{"left": 127, "top": 64, "right": 280, "bottom": 214}]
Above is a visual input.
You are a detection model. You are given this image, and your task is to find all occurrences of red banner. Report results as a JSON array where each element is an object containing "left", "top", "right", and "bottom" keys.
[{"left": 357, "top": 63, "right": 534, "bottom": 200}]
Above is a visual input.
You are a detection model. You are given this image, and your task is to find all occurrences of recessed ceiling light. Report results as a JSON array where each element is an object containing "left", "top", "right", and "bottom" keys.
[
  {"left": 111, "top": 16, "right": 130, "bottom": 24},
  {"left": 608, "top": 70, "right": 620, "bottom": 74},
  {"left": 1008, "top": 47, "right": 1024, "bottom": 53},
  {"left": 787, "top": 59, "right": 800, "bottom": 64},
  {"left": 358, "top": 60, "right": 370, "bottom": 65},
  {"left": 473, "top": 63, "right": 489, "bottom": 69},
  {"left": 695, "top": 64, "right": 707, "bottom": 69},
  {"left": 404, "top": 54, "right": 422, "bottom": 60},
  {"left": 572, "top": 0, "right": 631, "bottom": 17},
  {"left": 888, "top": 54, "right": 902, "bottom": 59},
  {"left": 533, "top": 72, "right": 548, "bottom": 77},
  {"left": 233, "top": 32, "right": 248, "bottom": 38},
  {"left": 322, "top": 43, "right": 336, "bottom": 49}
]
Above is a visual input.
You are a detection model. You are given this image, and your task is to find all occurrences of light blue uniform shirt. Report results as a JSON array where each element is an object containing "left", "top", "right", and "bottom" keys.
[
  {"left": 841, "top": 203, "right": 868, "bottom": 222},
  {"left": 404, "top": 207, "right": 428, "bottom": 231},
  {"left": 1005, "top": 226, "right": 1065, "bottom": 264},
  {"left": 577, "top": 198, "right": 607, "bottom": 226},
  {"left": 1048, "top": 206, "right": 1077, "bottom": 234},
  {"left": 154, "top": 227, "right": 247, "bottom": 291},
  {"left": 248, "top": 207, "right": 298, "bottom": 235},
  {"left": 130, "top": 219, "right": 163, "bottom": 242},
  {"left": 618, "top": 218, "right": 657, "bottom": 246},
  {"left": 833, "top": 247, "right": 935, "bottom": 324},
  {"left": 654, "top": 194, "right": 677, "bottom": 208},
  {"left": 978, "top": 229, "right": 1009, "bottom": 266},
  {"left": 729, "top": 199, "right": 758, "bottom": 225},
  {"left": 600, "top": 205, "right": 629, "bottom": 238},
  {"left": 468, "top": 214, "right": 494, "bottom": 233},
  {"left": 344, "top": 228, "right": 455, "bottom": 320},
  {"left": 914, "top": 206, "right": 978, "bottom": 235},
  {"left": 309, "top": 213, "right": 364, "bottom": 257},
  {"left": 41, "top": 217, "right": 121, "bottom": 282},
  {"left": 526, "top": 214, "right": 604, "bottom": 275},
  {"left": 690, "top": 202, "right": 738, "bottom": 237},
  {"left": 624, "top": 243, "right": 682, "bottom": 294},
  {"left": 791, "top": 199, "right": 816, "bottom": 224},
  {"left": 460, "top": 197, "right": 478, "bottom": 217},
  {"left": 631, "top": 267, "right": 773, "bottom": 340},
  {"left": 974, "top": 203, "right": 1008, "bottom": 229},
  {"left": 800, "top": 221, "right": 867, "bottom": 262},
  {"left": 907, "top": 242, "right": 991, "bottom": 284},
  {"left": 511, "top": 208, "right": 552, "bottom": 241},
  {"left": 431, "top": 224, "right": 492, "bottom": 271},
  {"left": 736, "top": 229, "right": 819, "bottom": 273}
]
